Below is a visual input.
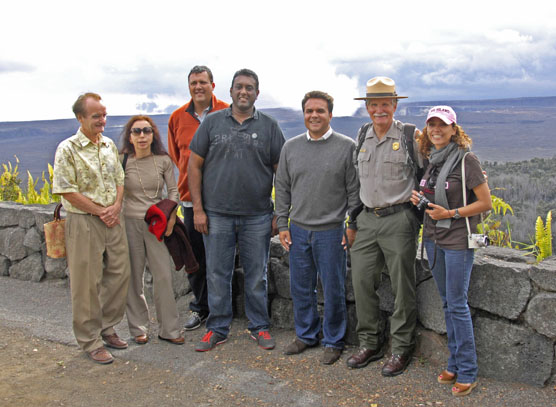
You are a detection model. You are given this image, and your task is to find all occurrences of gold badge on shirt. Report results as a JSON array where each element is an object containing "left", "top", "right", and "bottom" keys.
[{"left": 392, "top": 142, "right": 400, "bottom": 151}]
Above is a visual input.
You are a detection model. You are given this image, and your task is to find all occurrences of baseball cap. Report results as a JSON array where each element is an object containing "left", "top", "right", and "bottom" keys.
[{"left": 426, "top": 105, "right": 457, "bottom": 125}]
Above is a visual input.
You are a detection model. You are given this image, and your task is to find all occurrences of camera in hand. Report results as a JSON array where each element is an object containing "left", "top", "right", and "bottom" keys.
[{"left": 416, "top": 195, "right": 431, "bottom": 211}]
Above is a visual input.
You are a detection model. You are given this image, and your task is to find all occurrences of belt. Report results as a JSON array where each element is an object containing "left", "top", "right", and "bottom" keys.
[{"left": 364, "top": 202, "right": 412, "bottom": 217}]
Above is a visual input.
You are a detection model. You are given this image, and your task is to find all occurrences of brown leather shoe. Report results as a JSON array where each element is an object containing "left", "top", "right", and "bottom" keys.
[
  {"left": 88, "top": 347, "right": 114, "bottom": 364},
  {"left": 134, "top": 334, "right": 149, "bottom": 345},
  {"left": 102, "top": 333, "right": 128, "bottom": 349},
  {"left": 322, "top": 347, "right": 342, "bottom": 365},
  {"left": 381, "top": 353, "right": 412, "bottom": 377},
  {"left": 284, "top": 338, "right": 316, "bottom": 355},
  {"left": 158, "top": 335, "right": 185, "bottom": 345},
  {"left": 346, "top": 347, "right": 384, "bottom": 369}
]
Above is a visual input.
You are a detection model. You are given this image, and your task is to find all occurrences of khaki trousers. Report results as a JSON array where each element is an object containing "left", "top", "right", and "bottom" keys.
[
  {"left": 125, "top": 218, "right": 180, "bottom": 339},
  {"left": 350, "top": 207, "right": 418, "bottom": 355},
  {"left": 65, "top": 213, "right": 130, "bottom": 352}
]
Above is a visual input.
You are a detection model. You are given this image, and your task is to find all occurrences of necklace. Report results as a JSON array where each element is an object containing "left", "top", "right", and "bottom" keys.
[{"left": 134, "top": 154, "right": 160, "bottom": 199}]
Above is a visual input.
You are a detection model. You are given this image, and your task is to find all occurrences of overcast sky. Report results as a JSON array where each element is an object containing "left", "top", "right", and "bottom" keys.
[{"left": 2, "top": 0, "right": 556, "bottom": 122}]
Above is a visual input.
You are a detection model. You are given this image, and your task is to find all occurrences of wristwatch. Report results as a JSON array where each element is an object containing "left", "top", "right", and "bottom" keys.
[{"left": 453, "top": 208, "right": 461, "bottom": 219}]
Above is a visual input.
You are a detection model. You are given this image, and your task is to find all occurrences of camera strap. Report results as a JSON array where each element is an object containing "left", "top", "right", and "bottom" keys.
[{"left": 461, "top": 152, "right": 485, "bottom": 237}]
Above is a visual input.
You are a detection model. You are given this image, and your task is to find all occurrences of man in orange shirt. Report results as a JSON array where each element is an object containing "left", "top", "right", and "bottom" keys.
[{"left": 168, "top": 66, "right": 229, "bottom": 330}]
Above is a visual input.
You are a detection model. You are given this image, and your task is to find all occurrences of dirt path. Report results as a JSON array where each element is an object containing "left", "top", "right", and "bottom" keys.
[
  {"left": 2, "top": 323, "right": 555, "bottom": 407},
  {"left": 1, "top": 277, "right": 555, "bottom": 407}
]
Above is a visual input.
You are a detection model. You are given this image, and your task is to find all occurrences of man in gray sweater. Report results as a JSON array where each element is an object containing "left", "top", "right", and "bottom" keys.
[{"left": 275, "top": 91, "right": 361, "bottom": 365}]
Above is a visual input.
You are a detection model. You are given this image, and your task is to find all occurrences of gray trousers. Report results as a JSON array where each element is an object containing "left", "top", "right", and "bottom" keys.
[
  {"left": 350, "top": 207, "right": 418, "bottom": 355},
  {"left": 125, "top": 218, "right": 180, "bottom": 339}
]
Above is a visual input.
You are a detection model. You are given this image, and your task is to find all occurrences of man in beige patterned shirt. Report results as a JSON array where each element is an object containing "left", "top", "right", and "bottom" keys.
[{"left": 53, "top": 92, "right": 130, "bottom": 364}]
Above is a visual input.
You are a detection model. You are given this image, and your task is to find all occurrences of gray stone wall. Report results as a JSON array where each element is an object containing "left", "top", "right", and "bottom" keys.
[
  {"left": 1, "top": 201, "right": 554, "bottom": 387},
  {"left": 0, "top": 202, "right": 68, "bottom": 281}
]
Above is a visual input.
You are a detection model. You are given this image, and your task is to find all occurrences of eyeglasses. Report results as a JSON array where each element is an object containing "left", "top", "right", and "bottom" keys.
[{"left": 131, "top": 127, "right": 153, "bottom": 135}]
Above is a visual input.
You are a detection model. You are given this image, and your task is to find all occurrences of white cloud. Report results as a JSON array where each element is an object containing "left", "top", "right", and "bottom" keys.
[{"left": 2, "top": 0, "right": 556, "bottom": 121}]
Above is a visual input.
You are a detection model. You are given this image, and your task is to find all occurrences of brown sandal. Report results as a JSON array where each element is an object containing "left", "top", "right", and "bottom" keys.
[
  {"left": 452, "top": 381, "right": 477, "bottom": 397},
  {"left": 437, "top": 370, "right": 456, "bottom": 384}
]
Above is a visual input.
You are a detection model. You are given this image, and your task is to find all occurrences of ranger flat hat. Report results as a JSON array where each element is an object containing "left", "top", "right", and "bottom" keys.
[{"left": 354, "top": 76, "right": 408, "bottom": 100}]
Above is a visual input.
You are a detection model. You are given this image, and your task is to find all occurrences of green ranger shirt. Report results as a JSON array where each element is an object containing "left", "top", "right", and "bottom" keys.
[{"left": 357, "top": 120, "right": 420, "bottom": 208}]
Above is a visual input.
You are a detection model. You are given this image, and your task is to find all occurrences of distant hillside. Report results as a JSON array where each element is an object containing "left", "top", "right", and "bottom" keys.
[
  {"left": 2, "top": 96, "right": 556, "bottom": 178},
  {"left": 482, "top": 156, "right": 556, "bottom": 243}
]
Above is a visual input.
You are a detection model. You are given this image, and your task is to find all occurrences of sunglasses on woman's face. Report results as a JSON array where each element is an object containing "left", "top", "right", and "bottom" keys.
[{"left": 131, "top": 127, "right": 153, "bottom": 135}]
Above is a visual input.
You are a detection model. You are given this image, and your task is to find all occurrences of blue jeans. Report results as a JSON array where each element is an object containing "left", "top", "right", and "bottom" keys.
[
  {"left": 203, "top": 211, "right": 272, "bottom": 337},
  {"left": 289, "top": 222, "right": 347, "bottom": 349},
  {"left": 424, "top": 240, "right": 478, "bottom": 384}
]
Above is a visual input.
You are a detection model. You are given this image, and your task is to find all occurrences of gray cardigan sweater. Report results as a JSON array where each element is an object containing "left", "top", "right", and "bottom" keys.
[{"left": 275, "top": 131, "right": 361, "bottom": 231}]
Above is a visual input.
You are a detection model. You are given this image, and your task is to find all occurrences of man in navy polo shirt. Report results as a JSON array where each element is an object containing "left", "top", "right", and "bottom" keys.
[{"left": 188, "top": 68, "right": 285, "bottom": 352}]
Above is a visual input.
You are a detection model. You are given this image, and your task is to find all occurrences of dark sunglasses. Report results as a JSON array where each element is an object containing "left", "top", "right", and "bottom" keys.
[{"left": 131, "top": 127, "right": 154, "bottom": 135}]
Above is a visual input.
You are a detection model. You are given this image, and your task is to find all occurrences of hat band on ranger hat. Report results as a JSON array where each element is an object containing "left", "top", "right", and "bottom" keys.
[
  {"left": 366, "top": 92, "right": 398, "bottom": 97},
  {"left": 354, "top": 92, "right": 408, "bottom": 100}
]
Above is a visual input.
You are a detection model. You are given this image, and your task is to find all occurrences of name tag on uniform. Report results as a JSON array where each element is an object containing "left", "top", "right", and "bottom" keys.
[{"left": 360, "top": 148, "right": 366, "bottom": 152}]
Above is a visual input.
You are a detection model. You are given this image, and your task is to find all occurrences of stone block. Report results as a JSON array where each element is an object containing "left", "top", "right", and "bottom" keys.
[
  {"left": 0, "top": 202, "right": 21, "bottom": 227},
  {"left": 270, "top": 236, "right": 288, "bottom": 260},
  {"left": 377, "top": 274, "right": 394, "bottom": 314},
  {"left": 414, "top": 326, "right": 449, "bottom": 365},
  {"left": 18, "top": 207, "right": 36, "bottom": 229},
  {"left": 345, "top": 302, "right": 358, "bottom": 346},
  {"left": 270, "top": 297, "right": 294, "bottom": 329},
  {"left": 24, "top": 227, "right": 42, "bottom": 253},
  {"left": 232, "top": 267, "right": 245, "bottom": 318},
  {"left": 416, "top": 277, "right": 446, "bottom": 334},
  {"left": 468, "top": 257, "right": 531, "bottom": 319},
  {"left": 267, "top": 266, "right": 276, "bottom": 296},
  {"left": 476, "top": 246, "right": 535, "bottom": 264},
  {"left": 0, "top": 255, "right": 9, "bottom": 276},
  {"left": 9, "top": 253, "right": 44, "bottom": 282},
  {"left": 44, "top": 257, "right": 67, "bottom": 279},
  {"left": 144, "top": 277, "right": 153, "bottom": 304},
  {"left": 176, "top": 291, "right": 195, "bottom": 315},
  {"left": 524, "top": 293, "right": 556, "bottom": 339},
  {"left": 529, "top": 257, "right": 556, "bottom": 292},
  {"left": 0, "top": 227, "right": 27, "bottom": 261},
  {"left": 316, "top": 276, "right": 324, "bottom": 304},
  {"left": 144, "top": 266, "right": 153, "bottom": 284},
  {"left": 34, "top": 204, "right": 60, "bottom": 234},
  {"left": 416, "top": 246, "right": 432, "bottom": 283},
  {"left": 269, "top": 257, "right": 290, "bottom": 299},
  {"left": 172, "top": 266, "right": 189, "bottom": 299},
  {"left": 474, "top": 316, "right": 553, "bottom": 386},
  {"left": 345, "top": 267, "right": 354, "bottom": 303}
]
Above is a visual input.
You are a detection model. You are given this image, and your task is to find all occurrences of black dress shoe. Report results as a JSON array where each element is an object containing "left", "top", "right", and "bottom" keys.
[
  {"left": 346, "top": 347, "right": 384, "bottom": 368},
  {"left": 184, "top": 311, "right": 208, "bottom": 331},
  {"left": 381, "top": 353, "right": 412, "bottom": 377}
]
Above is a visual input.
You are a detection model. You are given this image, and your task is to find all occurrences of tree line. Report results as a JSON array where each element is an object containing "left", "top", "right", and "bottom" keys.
[{"left": 482, "top": 157, "right": 556, "bottom": 244}]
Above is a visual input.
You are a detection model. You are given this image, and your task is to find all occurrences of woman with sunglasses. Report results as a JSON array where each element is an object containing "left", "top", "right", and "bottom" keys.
[
  {"left": 120, "top": 115, "right": 184, "bottom": 345},
  {"left": 410, "top": 106, "right": 492, "bottom": 397}
]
